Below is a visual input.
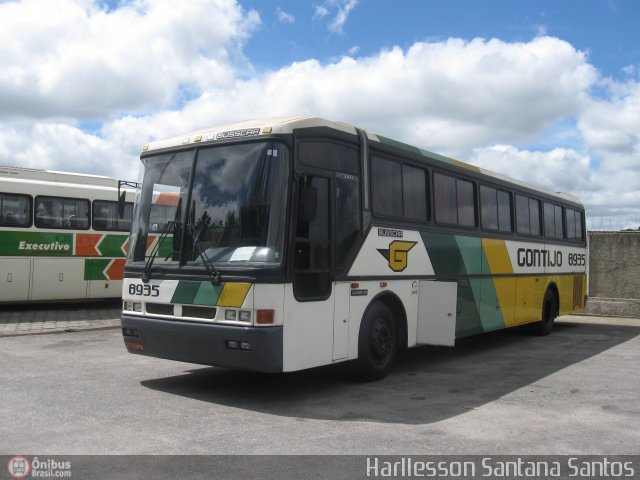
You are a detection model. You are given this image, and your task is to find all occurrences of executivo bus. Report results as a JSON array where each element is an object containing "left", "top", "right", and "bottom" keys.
[
  {"left": 0, "top": 166, "right": 137, "bottom": 302},
  {"left": 120, "top": 117, "right": 587, "bottom": 379}
]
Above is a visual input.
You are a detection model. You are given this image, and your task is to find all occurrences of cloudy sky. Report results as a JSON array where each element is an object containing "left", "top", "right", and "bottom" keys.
[{"left": 2, "top": 0, "right": 639, "bottom": 229}]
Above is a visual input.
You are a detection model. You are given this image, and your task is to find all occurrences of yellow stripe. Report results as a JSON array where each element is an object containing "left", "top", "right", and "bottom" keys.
[
  {"left": 482, "top": 238, "right": 513, "bottom": 274},
  {"left": 452, "top": 159, "right": 481, "bottom": 172},
  {"left": 216, "top": 282, "right": 252, "bottom": 307}
]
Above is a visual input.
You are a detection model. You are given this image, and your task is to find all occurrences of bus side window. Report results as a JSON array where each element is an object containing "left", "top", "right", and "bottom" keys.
[{"left": 0, "top": 193, "right": 32, "bottom": 228}]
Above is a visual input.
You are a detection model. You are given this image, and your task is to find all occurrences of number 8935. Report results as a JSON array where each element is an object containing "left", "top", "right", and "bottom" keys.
[{"left": 129, "top": 284, "right": 160, "bottom": 297}]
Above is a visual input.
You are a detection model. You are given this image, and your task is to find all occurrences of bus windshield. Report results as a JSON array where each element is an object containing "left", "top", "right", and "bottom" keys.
[{"left": 128, "top": 142, "right": 289, "bottom": 270}]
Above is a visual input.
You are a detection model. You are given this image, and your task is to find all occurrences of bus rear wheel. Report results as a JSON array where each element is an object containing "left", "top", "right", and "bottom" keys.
[
  {"left": 530, "top": 289, "right": 557, "bottom": 336},
  {"left": 356, "top": 302, "right": 397, "bottom": 381}
]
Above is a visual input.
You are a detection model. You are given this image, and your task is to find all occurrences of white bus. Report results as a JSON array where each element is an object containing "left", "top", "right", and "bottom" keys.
[
  {"left": 0, "top": 166, "right": 137, "bottom": 302},
  {"left": 121, "top": 117, "right": 587, "bottom": 379}
]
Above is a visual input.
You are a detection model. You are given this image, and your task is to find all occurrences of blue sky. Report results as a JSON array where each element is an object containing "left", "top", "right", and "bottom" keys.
[
  {"left": 242, "top": 0, "right": 639, "bottom": 80},
  {"left": 1, "top": 0, "right": 639, "bottom": 229}
]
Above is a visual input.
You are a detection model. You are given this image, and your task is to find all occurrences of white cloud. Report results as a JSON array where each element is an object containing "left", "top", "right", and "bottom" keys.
[
  {"left": 313, "top": 0, "right": 358, "bottom": 33},
  {"left": 0, "top": 0, "right": 260, "bottom": 120},
  {"left": 0, "top": 0, "right": 637, "bottom": 230},
  {"left": 0, "top": 121, "right": 134, "bottom": 177},
  {"left": 578, "top": 81, "right": 640, "bottom": 170},
  {"left": 313, "top": 5, "right": 329, "bottom": 20},
  {"left": 276, "top": 7, "right": 295, "bottom": 24}
]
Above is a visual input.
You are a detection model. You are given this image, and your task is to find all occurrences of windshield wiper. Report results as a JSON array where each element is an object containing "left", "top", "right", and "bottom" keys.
[
  {"left": 190, "top": 210, "right": 221, "bottom": 286},
  {"left": 141, "top": 222, "right": 174, "bottom": 283},
  {"left": 142, "top": 198, "right": 182, "bottom": 283}
]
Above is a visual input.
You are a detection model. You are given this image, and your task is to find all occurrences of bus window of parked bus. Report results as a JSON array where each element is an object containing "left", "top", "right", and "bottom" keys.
[
  {"left": 516, "top": 195, "right": 541, "bottom": 236},
  {"left": 566, "top": 208, "right": 584, "bottom": 241},
  {"left": 35, "top": 196, "right": 90, "bottom": 229},
  {"left": 481, "top": 186, "right": 512, "bottom": 232},
  {"left": 434, "top": 173, "right": 476, "bottom": 227},
  {"left": 402, "top": 164, "right": 428, "bottom": 221},
  {"left": 544, "top": 202, "right": 564, "bottom": 240},
  {"left": 0, "top": 193, "right": 31, "bottom": 227},
  {"left": 371, "top": 156, "right": 402, "bottom": 218},
  {"left": 93, "top": 200, "right": 133, "bottom": 231}
]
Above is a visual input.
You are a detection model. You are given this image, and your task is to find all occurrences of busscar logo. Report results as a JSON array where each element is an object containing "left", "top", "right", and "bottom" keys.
[{"left": 377, "top": 240, "right": 417, "bottom": 272}]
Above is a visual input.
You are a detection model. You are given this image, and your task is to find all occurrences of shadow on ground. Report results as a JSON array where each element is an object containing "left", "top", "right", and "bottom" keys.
[
  {"left": 0, "top": 298, "right": 121, "bottom": 322},
  {"left": 141, "top": 322, "right": 639, "bottom": 425}
]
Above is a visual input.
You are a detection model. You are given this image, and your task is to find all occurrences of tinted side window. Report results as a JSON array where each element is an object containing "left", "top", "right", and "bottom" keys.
[
  {"left": 497, "top": 190, "right": 512, "bottom": 232},
  {"left": 529, "top": 199, "right": 541, "bottom": 236},
  {"left": 0, "top": 193, "right": 31, "bottom": 227},
  {"left": 299, "top": 141, "right": 359, "bottom": 174},
  {"left": 480, "top": 186, "right": 498, "bottom": 230},
  {"left": 93, "top": 200, "right": 133, "bottom": 232},
  {"left": 457, "top": 179, "right": 476, "bottom": 227},
  {"left": 481, "top": 186, "right": 512, "bottom": 232},
  {"left": 544, "top": 202, "right": 564, "bottom": 239},
  {"left": 434, "top": 173, "right": 476, "bottom": 227},
  {"left": 434, "top": 173, "right": 457, "bottom": 224},
  {"left": 371, "top": 156, "right": 402, "bottom": 217},
  {"left": 566, "top": 208, "right": 584, "bottom": 241},
  {"left": 402, "top": 164, "right": 428, "bottom": 221},
  {"left": 516, "top": 195, "right": 541, "bottom": 236},
  {"left": 516, "top": 195, "right": 530, "bottom": 234},
  {"left": 35, "top": 196, "right": 90, "bottom": 229}
]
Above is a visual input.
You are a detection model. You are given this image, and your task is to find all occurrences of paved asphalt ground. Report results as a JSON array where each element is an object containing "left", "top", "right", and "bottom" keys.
[{"left": 1, "top": 304, "right": 639, "bottom": 458}]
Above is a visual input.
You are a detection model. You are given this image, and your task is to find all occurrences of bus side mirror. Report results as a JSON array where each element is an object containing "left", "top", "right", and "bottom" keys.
[
  {"left": 298, "top": 187, "right": 317, "bottom": 222},
  {"left": 117, "top": 190, "right": 126, "bottom": 219}
]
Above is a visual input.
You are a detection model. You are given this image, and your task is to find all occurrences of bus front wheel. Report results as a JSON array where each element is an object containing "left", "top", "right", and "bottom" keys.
[
  {"left": 356, "top": 302, "right": 397, "bottom": 380},
  {"left": 530, "top": 289, "right": 557, "bottom": 336}
]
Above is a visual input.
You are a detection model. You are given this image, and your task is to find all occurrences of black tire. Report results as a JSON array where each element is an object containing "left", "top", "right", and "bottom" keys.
[
  {"left": 356, "top": 302, "right": 397, "bottom": 381},
  {"left": 530, "top": 289, "right": 557, "bottom": 336}
]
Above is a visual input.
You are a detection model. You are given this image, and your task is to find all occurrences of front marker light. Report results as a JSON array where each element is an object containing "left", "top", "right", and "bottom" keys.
[{"left": 256, "top": 309, "right": 274, "bottom": 325}]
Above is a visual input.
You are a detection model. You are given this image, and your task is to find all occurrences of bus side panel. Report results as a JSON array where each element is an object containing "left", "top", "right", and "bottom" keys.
[
  {"left": 0, "top": 258, "right": 31, "bottom": 302},
  {"left": 31, "top": 258, "right": 88, "bottom": 300},
  {"left": 514, "top": 276, "right": 546, "bottom": 325},
  {"left": 282, "top": 283, "right": 335, "bottom": 372},
  {"left": 416, "top": 280, "right": 457, "bottom": 346}
]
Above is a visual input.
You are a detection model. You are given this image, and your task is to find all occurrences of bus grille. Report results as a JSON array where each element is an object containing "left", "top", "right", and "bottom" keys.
[
  {"left": 573, "top": 275, "right": 584, "bottom": 308},
  {"left": 146, "top": 303, "right": 175, "bottom": 316},
  {"left": 182, "top": 306, "right": 217, "bottom": 320}
]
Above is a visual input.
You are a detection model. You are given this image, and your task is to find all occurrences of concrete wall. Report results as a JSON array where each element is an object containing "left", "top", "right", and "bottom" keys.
[{"left": 586, "top": 231, "right": 640, "bottom": 318}]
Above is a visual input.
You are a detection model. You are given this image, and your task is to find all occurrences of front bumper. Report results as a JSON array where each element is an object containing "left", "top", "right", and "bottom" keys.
[{"left": 121, "top": 314, "right": 283, "bottom": 372}]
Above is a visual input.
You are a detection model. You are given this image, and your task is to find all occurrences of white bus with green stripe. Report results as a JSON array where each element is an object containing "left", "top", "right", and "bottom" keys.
[
  {"left": 0, "top": 166, "right": 137, "bottom": 302},
  {"left": 121, "top": 117, "right": 587, "bottom": 379}
]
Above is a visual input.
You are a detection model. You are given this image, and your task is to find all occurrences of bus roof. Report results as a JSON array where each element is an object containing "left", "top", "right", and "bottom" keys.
[
  {"left": 141, "top": 116, "right": 583, "bottom": 206},
  {"left": 0, "top": 165, "right": 121, "bottom": 188}
]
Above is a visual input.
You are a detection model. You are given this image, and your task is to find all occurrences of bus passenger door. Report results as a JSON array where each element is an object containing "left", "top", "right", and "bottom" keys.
[
  {"left": 285, "top": 174, "right": 337, "bottom": 370},
  {"left": 293, "top": 175, "right": 332, "bottom": 301}
]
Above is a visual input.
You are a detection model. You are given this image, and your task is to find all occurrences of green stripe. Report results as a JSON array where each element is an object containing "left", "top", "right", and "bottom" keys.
[
  {"left": 84, "top": 259, "right": 110, "bottom": 281},
  {"left": 98, "top": 234, "right": 127, "bottom": 257},
  {"left": 0, "top": 232, "right": 73, "bottom": 256},
  {"left": 171, "top": 280, "right": 223, "bottom": 306},
  {"left": 478, "top": 249, "right": 506, "bottom": 331},
  {"left": 421, "top": 232, "right": 483, "bottom": 337},
  {"left": 193, "top": 282, "right": 223, "bottom": 306}
]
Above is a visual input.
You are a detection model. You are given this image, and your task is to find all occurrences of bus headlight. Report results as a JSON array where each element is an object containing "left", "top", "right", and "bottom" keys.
[
  {"left": 239, "top": 310, "right": 251, "bottom": 322},
  {"left": 123, "top": 301, "right": 142, "bottom": 312},
  {"left": 224, "top": 309, "right": 237, "bottom": 321}
]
